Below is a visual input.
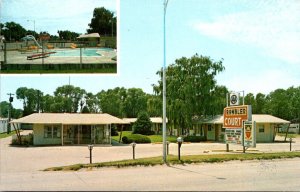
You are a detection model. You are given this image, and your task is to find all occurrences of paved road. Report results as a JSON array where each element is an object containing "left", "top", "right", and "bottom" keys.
[
  {"left": 1, "top": 158, "right": 300, "bottom": 191},
  {"left": 1, "top": 132, "right": 300, "bottom": 191}
]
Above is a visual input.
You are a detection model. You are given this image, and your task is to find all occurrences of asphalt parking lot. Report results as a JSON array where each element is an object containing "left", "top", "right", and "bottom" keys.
[
  {"left": 0, "top": 132, "right": 299, "bottom": 191},
  {"left": 1, "top": 131, "right": 299, "bottom": 173}
]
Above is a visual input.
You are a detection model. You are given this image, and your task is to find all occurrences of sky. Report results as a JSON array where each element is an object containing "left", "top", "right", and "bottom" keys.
[{"left": 1, "top": 0, "right": 300, "bottom": 109}]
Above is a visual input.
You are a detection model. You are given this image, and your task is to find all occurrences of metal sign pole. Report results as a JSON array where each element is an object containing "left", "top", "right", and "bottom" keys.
[{"left": 162, "top": 0, "right": 169, "bottom": 163}]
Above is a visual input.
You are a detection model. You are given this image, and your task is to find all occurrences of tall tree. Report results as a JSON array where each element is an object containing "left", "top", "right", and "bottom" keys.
[
  {"left": 123, "top": 88, "right": 147, "bottom": 118},
  {"left": 54, "top": 85, "right": 86, "bottom": 113},
  {"left": 147, "top": 94, "right": 162, "bottom": 117},
  {"left": 264, "top": 89, "right": 291, "bottom": 120},
  {"left": 0, "top": 101, "right": 22, "bottom": 119},
  {"left": 153, "top": 54, "right": 225, "bottom": 134},
  {"left": 87, "top": 7, "right": 116, "bottom": 36},
  {"left": 97, "top": 87, "right": 126, "bottom": 117},
  {"left": 84, "top": 92, "right": 100, "bottom": 113},
  {"left": 16, "top": 87, "right": 43, "bottom": 116},
  {"left": 255, "top": 93, "right": 266, "bottom": 114},
  {"left": 209, "top": 85, "right": 228, "bottom": 116},
  {"left": 244, "top": 93, "right": 256, "bottom": 113},
  {"left": 57, "top": 30, "right": 80, "bottom": 41},
  {"left": 1, "top": 22, "right": 27, "bottom": 41}
]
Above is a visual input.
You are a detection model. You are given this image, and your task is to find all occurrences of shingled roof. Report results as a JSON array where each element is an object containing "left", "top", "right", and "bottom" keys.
[
  {"left": 11, "top": 113, "right": 128, "bottom": 125},
  {"left": 204, "top": 114, "right": 290, "bottom": 124}
]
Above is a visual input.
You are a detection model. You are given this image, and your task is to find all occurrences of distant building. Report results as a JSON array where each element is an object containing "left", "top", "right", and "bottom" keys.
[
  {"left": 77, "top": 33, "right": 100, "bottom": 47},
  {"left": 123, "top": 117, "right": 168, "bottom": 134},
  {"left": 0, "top": 118, "right": 9, "bottom": 133}
]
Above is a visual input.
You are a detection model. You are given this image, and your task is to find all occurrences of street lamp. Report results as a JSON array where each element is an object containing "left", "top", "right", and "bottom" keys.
[
  {"left": 162, "top": 0, "right": 169, "bottom": 164},
  {"left": 27, "top": 19, "right": 35, "bottom": 35},
  {"left": 177, "top": 137, "right": 183, "bottom": 160},
  {"left": 88, "top": 144, "right": 94, "bottom": 164}
]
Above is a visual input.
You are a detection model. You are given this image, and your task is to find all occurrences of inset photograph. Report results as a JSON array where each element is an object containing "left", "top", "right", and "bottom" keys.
[{"left": 0, "top": 0, "right": 117, "bottom": 74}]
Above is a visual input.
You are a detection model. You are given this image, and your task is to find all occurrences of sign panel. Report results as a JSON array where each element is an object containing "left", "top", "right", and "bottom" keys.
[
  {"left": 229, "top": 92, "right": 240, "bottom": 106},
  {"left": 225, "top": 128, "right": 242, "bottom": 145},
  {"left": 223, "top": 105, "right": 252, "bottom": 129},
  {"left": 243, "top": 121, "right": 256, "bottom": 147}
]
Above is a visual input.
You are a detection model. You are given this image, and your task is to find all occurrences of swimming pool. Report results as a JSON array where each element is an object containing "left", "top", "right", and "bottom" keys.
[{"left": 52, "top": 48, "right": 114, "bottom": 57}]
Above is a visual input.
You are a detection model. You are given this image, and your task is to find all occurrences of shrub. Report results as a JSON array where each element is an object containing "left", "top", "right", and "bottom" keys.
[
  {"left": 111, "top": 125, "right": 119, "bottom": 136},
  {"left": 132, "top": 112, "right": 153, "bottom": 135},
  {"left": 122, "top": 134, "right": 151, "bottom": 144},
  {"left": 11, "top": 133, "right": 33, "bottom": 146},
  {"left": 184, "top": 135, "right": 206, "bottom": 142}
]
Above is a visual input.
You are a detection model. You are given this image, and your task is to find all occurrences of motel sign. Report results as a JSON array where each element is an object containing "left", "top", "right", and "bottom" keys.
[{"left": 223, "top": 105, "right": 252, "bottom": 129}]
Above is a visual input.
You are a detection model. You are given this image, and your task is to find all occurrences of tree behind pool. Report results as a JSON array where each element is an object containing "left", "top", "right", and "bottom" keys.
[{"left": 87, "top": 7, "right": 116, "bottom": 36}]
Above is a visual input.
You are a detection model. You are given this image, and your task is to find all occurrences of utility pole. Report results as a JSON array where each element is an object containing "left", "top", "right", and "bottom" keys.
[
  {"left": 162, "top": 0, "right": 169, "bottom": 163},
  {"left": 7, "top": 93, "right": 14, "bottom": 134}
]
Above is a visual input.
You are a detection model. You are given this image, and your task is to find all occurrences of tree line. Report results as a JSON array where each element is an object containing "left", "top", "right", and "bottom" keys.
[
  {"left": 0, "top": 7, "right": 116, "bottom": 42},
  {"left": 1, "top": 54, "right": 299, "bottom": 134}
]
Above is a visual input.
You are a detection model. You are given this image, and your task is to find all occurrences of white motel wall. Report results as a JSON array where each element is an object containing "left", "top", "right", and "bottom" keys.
[
  {"left": 192, "top": 114, "right": 290, "bottom": 143},
  {"left": 33, "top": 124, "right": 62, "bottom": 145},
  {"left": 0, "top": 118, "right": 9, "bottom": 133}
]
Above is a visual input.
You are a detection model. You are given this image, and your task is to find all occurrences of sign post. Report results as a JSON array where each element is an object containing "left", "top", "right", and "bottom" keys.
[
  {"left": 243, "top": 121, "right": 256, "bottom": 148},
  {"left": 223, "top": 103, "right": 254, "bottom": 151}
]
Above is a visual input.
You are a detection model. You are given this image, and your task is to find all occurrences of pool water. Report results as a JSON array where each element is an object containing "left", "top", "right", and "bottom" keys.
[{"left": 52, "top": 48, "right": 113, "bottom": 57}]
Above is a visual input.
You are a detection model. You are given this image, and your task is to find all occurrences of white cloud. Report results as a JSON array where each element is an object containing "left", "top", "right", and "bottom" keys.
[
  {"left": 192, "top": 1, "right": 300, "bottom": 65},
  {"left": 218, "top": 69, "right": 300, "bottom": 95}
]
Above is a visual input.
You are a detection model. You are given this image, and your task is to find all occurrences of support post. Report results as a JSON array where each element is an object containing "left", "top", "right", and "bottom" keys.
[
  {"left": 166, "top": 141, "right": 170, "bottom": 155},
  {"left": 61, "top": 124, "right": 64, "bottom": 146},
  {"left": 4, "top": 42, "right": 7, "bottom": 64},
  {"left": 119, "top": 125, "right": 123, "bottom": 143},
  {"left": 178, "top": 142, "right": 181, "bottom": 160},
  {"left": 80, "top": 46, "right": 82, "bottom": 68},
  {"left": 226, "top": 143, "right": 229, "bottom": 152}
]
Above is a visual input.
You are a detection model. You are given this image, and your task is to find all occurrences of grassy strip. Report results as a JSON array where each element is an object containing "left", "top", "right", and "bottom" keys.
[
  {"left": 277, "top": 133, "right": 300, "bottom": 138},
  {"left": 44, "top": 152, "right": 300, "bottom": 171},
  {"left": 0, "top": 131, "right": 17, "bottom": 139},
  {"left": 1, "top": 68, "right": 116, "bottom": 74}
]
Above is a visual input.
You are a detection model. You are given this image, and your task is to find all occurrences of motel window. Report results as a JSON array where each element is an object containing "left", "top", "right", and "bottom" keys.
[
  {"left": 53, "top": 125, "right": 61, "bottom": 138},
  {"left": 44, "top": 126, "right": 52, "bottom": 138},
  {"left": 44, "top": 125, "right": 61, "bottom": 138},
  {"left": 259, "top": 125, "right": 265, "bottom": 133},
  {"left": 208, "top": 125, "right": 212, "bottom": 131}
]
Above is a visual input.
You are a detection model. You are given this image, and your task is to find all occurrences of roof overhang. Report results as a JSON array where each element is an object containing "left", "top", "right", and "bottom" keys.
[
  {"left": 10, "top": 113, "right": 129, "bottom": 125},
  {"left": 77, "top": 33, "right": 100, "bottom": 39}
]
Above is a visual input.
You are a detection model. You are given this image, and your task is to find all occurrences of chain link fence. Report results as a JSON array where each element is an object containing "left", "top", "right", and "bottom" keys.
[{"left": 0, "top": 39, "right": 117, "bottom": 73}]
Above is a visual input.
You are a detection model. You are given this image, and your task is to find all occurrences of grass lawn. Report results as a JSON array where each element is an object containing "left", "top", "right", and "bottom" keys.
[
  {"left": 44, "top": 151, "right": 300, "bottom": 171},
  {"left": 0, "top": 131, "right": 17, "bottom": 139},
  {"left": 111, "top": 131, "right": 178, "bottom": 143}
]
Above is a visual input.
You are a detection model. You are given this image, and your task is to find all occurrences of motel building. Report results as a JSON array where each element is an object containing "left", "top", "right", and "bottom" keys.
[
  {"left": 192, "top": 114, "right": 290, "bottom": 143},
  {"left": 0, "top": 118, "right": 9, "bottom": 134},
  {"left": 10, "top": 113, "right": 128, "bottom": 146},
  {"left": 122, "top": 117, "right": 167, "bottom": 134}
]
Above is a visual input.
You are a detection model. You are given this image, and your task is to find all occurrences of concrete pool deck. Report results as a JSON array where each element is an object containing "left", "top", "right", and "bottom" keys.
[{"left": 4, "top": 48, "right": 117, "bottom": 64}]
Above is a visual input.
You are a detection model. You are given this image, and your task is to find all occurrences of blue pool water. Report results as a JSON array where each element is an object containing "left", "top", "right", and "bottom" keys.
[{"left": 52, "top": 48, "right": 113, "bottom": 57}]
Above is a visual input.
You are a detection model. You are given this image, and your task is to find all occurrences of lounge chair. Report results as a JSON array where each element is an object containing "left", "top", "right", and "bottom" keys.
[{"left": 27, "top": 52, "right": 56, "bottom": 60}]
